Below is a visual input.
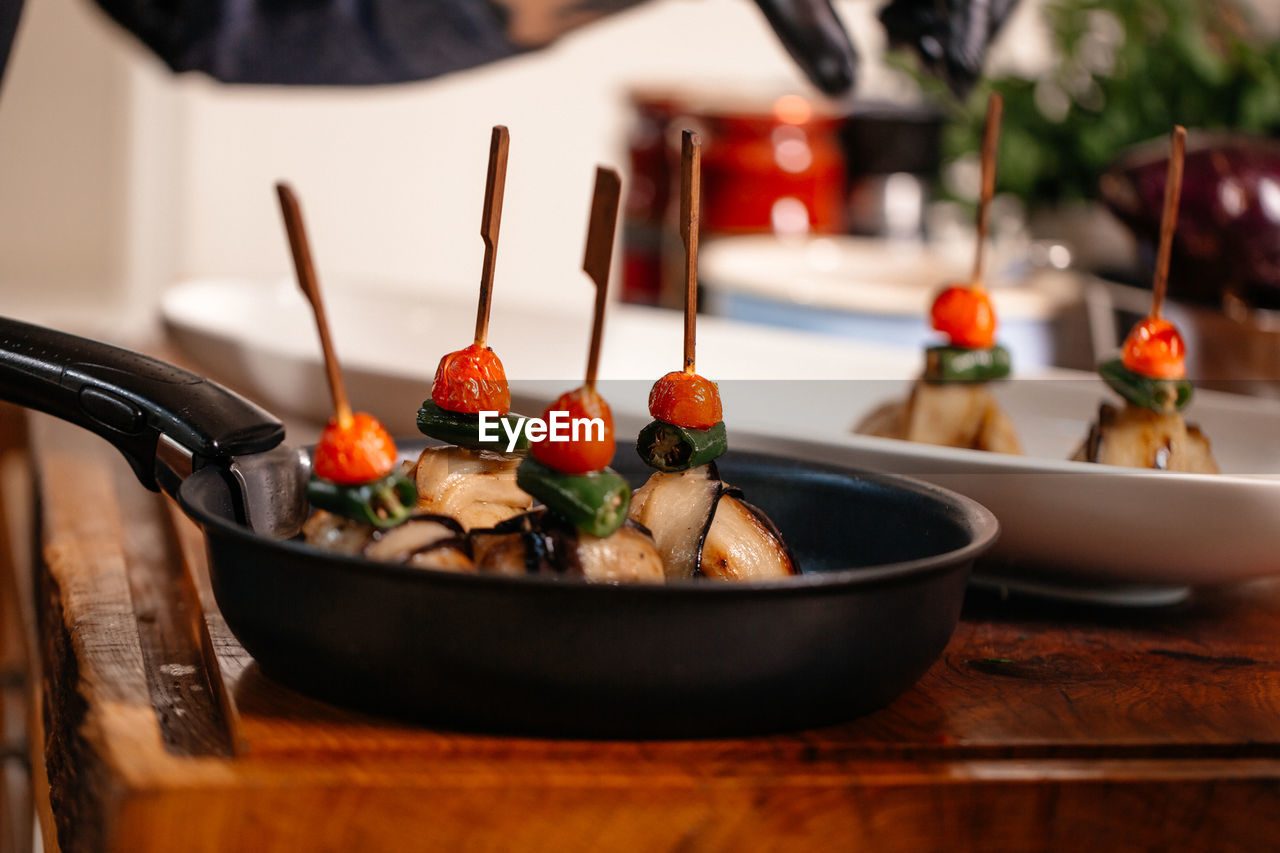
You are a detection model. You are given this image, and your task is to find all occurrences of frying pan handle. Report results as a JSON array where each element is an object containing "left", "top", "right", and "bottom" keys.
[{"left": 0, "top": 316, "right": 285, "bottom": 493}]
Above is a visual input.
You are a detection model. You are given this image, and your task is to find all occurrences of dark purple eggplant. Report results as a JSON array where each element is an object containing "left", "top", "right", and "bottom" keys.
[{"left": 1101, "top": 133, "right": 1280, "bottom": 307}]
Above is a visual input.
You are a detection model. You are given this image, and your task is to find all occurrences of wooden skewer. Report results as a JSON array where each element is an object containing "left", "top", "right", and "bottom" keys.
[
  {"left": 680, "top": 129, "right": 701, "bottom": 374},
  {"left": 582, "top": 166, "right": 622, "bottom": 391},
  {"left": 276, "top": 182, "right": 353, "bottom": 428},
  {"left": 474, "top": 125, "right": 510, "bottom": 348},
  {"left": 1150, "top": 125, "right": 1187, "bottom": 319},
  {"left": 971, "top": 93, "right": 1004, "bottom": 289}
]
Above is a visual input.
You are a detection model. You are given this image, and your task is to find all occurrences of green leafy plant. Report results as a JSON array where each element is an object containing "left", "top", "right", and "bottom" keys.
[{"left": 907, "top": 0, "right": 1280, "bottom": 203}]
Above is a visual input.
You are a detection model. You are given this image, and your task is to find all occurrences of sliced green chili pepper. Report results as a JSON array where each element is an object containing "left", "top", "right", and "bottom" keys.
[
  {"left": 416, "top": 400, "right": 530, "bottom": 452},
  {"left": 307, "top": 470, "right": 417, "bottom": 529},
  {"left": 1099, "top": 357, "right": 1192, "bottom": 414},
  {"left": 923, "top": 344, "right": 1012, "bottom": 383},
  {"left": 636, "top": 419, "right": 727, "bottom": 472},
  {"left": 515, "top": 457, "right": 630, "bottom": 538}
]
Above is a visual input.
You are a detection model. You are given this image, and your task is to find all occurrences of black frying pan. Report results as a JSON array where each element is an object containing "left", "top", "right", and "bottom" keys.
[{"left": 0, "top": 316, "right": 997, "bottom": 737}]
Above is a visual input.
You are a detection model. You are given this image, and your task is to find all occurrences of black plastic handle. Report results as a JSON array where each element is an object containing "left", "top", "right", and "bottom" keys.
[{"left": 0, "top": 316, "right": 285, "bottom": 492}]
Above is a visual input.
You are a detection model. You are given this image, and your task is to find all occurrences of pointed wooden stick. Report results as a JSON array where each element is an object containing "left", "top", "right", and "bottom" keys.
[
  {"left": 474, "top": 125, "right": 510, "bottom": 348},
  {"left": 1151, "top": 125, "right": 1187, "bottom": 319},
  {"left": 276, "top": 182, "right": 352, "bottom": 428},
  {"left": 971, "top": 93, "right": 1003, "bottom": 289},
  {"left": 680, "top": 130, "right": 701, "bottom": 374},
  {"left": 582, "top": 166, "right": 622, "bottom": 390}
]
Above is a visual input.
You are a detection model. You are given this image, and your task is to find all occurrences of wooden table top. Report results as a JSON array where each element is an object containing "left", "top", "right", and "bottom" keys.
[{"left": 9, "top": 407, "right": 1280, "bottom": 852}]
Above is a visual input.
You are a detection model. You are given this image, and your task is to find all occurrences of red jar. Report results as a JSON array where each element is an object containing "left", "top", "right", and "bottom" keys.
[
  {"left": 693, "top": 95, "right": 847, "bottom": 236},
  {"left": 622, "top": 90, "right": 848, "bottom": 307}
]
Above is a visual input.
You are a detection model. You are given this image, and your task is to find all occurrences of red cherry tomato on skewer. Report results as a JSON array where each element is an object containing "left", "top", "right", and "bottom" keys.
[
  {"left": 312, "top": 412, "right": 398, "bottom": 485},
  {"left": 648, "top": 371, "right": 723, "bottom": 430},
  {"left": 1122, "top": 316, "right": 1186, "bottom": 380},
  {"left": 431, "top": 343, "right": 512, "bottom": 414},
  {"left": 930, "top": 285, "right": 997, "bottom": 349},
  {"left": 529, "top": 386, "right": 616, "bottom": 474}
]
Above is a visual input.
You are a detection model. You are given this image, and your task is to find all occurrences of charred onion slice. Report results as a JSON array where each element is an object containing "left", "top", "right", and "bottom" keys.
[
  {"left": 411, "top": 445, "right": 533, "bottom": 532},
  {"left": 471, "top": 510, "right": 664, "bottom": 584}
]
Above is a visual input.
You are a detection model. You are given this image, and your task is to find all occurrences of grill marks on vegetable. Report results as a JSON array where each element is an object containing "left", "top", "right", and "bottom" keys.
[
  {"left": 410, "top": 445, "right": 532, "bottom": 531},
  {"left": 300, "top": 511, "right": 473, "bottom": 570},
  {"left": 628, "top": 464, "right": 797, "bottom": 582},
  {"left": 470, "top": 509, "right": 665, "bottom": 583}
]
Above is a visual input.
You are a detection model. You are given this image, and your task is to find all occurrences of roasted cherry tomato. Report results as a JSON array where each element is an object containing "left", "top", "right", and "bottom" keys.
[
  {"left": 312, "top": 412, "right": 398, "bottom": 485},
  {"left": 1122, "top": 316, "right": 1186, "bottom": 380},
  {"left": 647, "top": 370, "right": 723, "bottom": 430},
  {"left": 431, "top": 344, "right": 511, "bottom": 415},
  {"left": 529, "top": 386, "right": 615, "bottom": 474},
  {"left": 931, "top": 285, "right": 996, "bottom": 349}
]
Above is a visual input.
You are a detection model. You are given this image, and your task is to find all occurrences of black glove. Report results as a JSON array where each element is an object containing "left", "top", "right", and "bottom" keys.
[
  {"left": 750, "top": 0, "right": 857, "bottom": 95},
  {"left": 880, "top": 0, "right": 1021, "bottom": 97},
  {"left": 0, "top": 0, "right": 1015, "bottom": 98}
]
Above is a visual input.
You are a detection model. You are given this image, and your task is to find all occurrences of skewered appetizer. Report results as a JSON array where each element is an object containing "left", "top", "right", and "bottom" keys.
[
  {"left": 1071, "top": 127, "right": 1218, "bottom": 474},
  {"left": 629, "top": 374, "right": 797, "bottom": 582},
  {"left": 473, "top": 383, "right": 665, "bottom": 583},
  {"left": 412, "top": 343, "right": 533, "bottom": 530},
  {"left": 470, "top": 167, "right": 665, "bottom": 584},
  {"left": 856, "top": 94, "right": 1022, "bottom": 455},
  {"left": 274, "top": 182, "right": 474, "bottom": 569},
  {"left": 409, "top": 126, "right": 534, "bottom": 531},
  {"left": 856, "top": 283, "right": 1022, "bottom": 453},
  {"left": 302, "top": 416, "right": 471, "bottom": 570},
  {"left": 627, "top": 131, "right": 797, "bottom": 583}
]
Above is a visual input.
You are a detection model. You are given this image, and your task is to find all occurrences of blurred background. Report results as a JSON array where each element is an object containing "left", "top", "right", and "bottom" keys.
[{"left": 2, "top": 0, "right": 1280, "bottom": 391}]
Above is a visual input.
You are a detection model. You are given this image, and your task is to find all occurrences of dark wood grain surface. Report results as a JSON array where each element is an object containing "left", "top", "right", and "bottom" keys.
[{"left": 10, "top": 407, "right": 1280, "bottom": 852}]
